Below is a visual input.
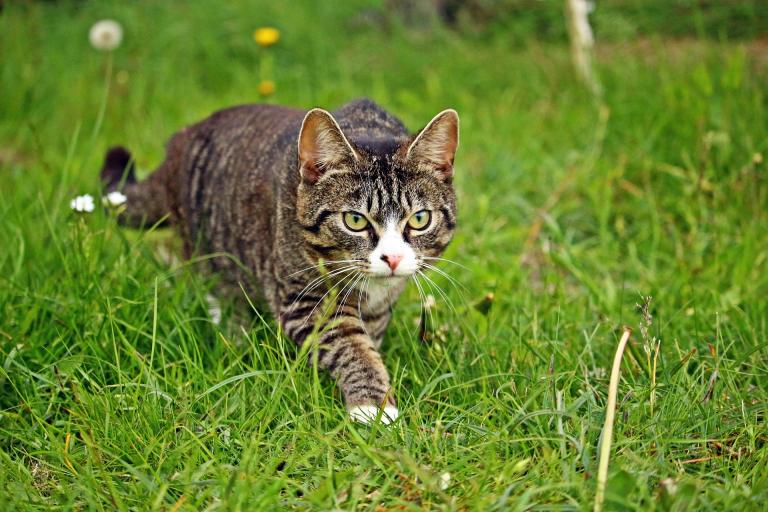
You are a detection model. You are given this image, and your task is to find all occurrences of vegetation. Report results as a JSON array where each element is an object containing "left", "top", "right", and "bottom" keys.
[
  {"left": 1, "top": 1, "right": 766, "bottom": 509},
  {"left": 449, "top": 0, "right": 768, "bottom": 43}
]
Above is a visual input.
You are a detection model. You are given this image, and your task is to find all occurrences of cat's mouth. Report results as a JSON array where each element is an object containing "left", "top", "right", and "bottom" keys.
[
  {"left": 364, "top": 274, "right": 409, "bottom": 291},
  {"left": 361, "top": 266, "right": 414, "bottom": 280}
]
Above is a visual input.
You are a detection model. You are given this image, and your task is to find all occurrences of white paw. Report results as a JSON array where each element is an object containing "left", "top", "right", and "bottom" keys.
[
  {"left": 205, "top": 293, "right": 222, "bottom": 325},
  {"left": 348, "top": 405, "right": 399, "bottom": 425}
]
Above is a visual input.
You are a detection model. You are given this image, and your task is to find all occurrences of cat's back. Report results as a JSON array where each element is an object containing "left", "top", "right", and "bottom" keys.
[
  {"left": 332, "top": 98, "right": 409, "bottom": 144},
  {"left": 171, "top": 104, "right": 305, "bottom": 264},
  {"left": 190, "top": 103, "right": 305, "bottom": 157},
  {"left": 182, "top": 99, "right": 407, "bottom": 166}
]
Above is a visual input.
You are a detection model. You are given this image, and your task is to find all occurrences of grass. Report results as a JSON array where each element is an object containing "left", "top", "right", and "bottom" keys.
[{"left": 1, "top": 1, "right": 767, "bottom": 510}]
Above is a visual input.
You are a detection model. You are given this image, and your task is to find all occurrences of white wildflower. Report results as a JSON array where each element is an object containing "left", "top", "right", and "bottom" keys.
[
  {"left": 70, "top": 194, "right": 95, "bottom": 213},
  {"left": 588, "top": 367, "right": 607, "bottom": 379},
  {"left": 102, "top": 190, "right": 127, "bottom": 207},
  {"left": 89, "top": 19, "right": 123, "bottom": 51},
  {"left": 424, "top": 294, "right": 436, "bottom": 310},
  {"left": 660, "top": 477, "right": 678, "bottom": 495},
  {"left": 439, "top": 472, "right": 451, "bottom": 490},
  {"left": 219, "top": 426, "right": 231, "bottom": 446}
]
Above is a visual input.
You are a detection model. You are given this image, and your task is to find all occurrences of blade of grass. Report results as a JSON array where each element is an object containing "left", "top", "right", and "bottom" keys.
[{"left": 594, "top": 327, "right": 632, "bottom": 512}]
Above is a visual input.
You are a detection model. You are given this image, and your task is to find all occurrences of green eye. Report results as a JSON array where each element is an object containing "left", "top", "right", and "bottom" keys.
[
  {"left": 407, "top": 210, "right": 431, "bottom": 230},
  {"left": 343, "top": 212, "right": 369, "bottom": 231}
]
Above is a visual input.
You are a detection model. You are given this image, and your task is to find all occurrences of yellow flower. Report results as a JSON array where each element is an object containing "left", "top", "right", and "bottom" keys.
[
  {"left": 258, "top": 80, "right": 276, "bottom": 97},
  {"left": 253, "top": 27, "right": 280, "bottom": 47}
]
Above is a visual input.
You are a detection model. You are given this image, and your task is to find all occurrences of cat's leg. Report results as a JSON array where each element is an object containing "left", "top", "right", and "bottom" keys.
[
  {"left": 323, "top": 322, "right": 398, "bottom": 425},
  {"left": 205, "top": 294, "right": 223, "bottom": 325},
  {"left": 363, "top": 309, "right": 393, "bottom": 350},
  {"left": 280, "top": 299, "right": 398, "bottom": 425}
]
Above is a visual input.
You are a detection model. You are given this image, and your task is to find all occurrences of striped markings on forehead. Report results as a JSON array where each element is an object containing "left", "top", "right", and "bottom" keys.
[{"left": 360, "top": 173, "right": 416, "bottom": 220}]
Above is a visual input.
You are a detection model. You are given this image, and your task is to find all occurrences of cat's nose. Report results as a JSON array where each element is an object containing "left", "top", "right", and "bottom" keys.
[{"left": 381, "top": 254, "right": 403, "bottom": 271}]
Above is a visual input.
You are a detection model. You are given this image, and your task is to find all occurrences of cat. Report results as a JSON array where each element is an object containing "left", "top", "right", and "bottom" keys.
[{"left": 100, "top": 99, "right": 459, "bottom": 424}]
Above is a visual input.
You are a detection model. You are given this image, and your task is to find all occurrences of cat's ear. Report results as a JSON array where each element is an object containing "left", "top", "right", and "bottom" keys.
[
  {"left": 298, "top": 108, "right": 359, "bottom": 184},
  {"left": 406, "top": 109, "right": 459, "bottom": 180}
]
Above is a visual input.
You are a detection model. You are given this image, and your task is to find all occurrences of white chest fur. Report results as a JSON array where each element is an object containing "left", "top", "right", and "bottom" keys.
[{"left": 362, "top": 277, "right": 407, "bottom": 314}]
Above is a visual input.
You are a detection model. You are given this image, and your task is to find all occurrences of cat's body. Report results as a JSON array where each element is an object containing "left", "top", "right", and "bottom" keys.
[{"left": 102, "top": 99, "right": 459, "bottom": 423}]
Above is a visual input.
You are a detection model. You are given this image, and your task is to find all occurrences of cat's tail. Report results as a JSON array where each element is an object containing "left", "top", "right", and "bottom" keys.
[{"left": 100, "top": 146, "right": 171, "bottom": 228}]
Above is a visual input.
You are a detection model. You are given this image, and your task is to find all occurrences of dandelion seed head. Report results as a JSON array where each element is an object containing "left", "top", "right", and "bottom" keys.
[{"left": 89, "top": 19, "right": 123, "bottom": 51}]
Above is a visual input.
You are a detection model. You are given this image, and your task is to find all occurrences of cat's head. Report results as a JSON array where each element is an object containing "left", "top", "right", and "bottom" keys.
[{"left": 295, "top": 108, "right": 459, "bottom": 280}]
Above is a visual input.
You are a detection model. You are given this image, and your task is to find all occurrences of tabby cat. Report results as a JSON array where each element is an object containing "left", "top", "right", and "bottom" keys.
[{"left": 101, "top": 99, "right": 459, "bottom": 424}]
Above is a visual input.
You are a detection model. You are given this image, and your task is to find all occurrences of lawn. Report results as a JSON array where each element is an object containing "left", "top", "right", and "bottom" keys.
[{"left": 1, "top": 1, "right": 767, "bottom": 510}]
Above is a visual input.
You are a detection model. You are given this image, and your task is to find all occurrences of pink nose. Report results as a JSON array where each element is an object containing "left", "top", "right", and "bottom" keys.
[{"left": 381, "top": 254, "right": 403, "bottom": 271}]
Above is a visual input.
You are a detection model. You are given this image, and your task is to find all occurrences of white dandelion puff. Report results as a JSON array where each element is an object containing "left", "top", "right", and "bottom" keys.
[
  {"left": 70, "top": 194, "right": 95, "bottom": 213},
  {"left": 89, "top": 19, "right": 123, "bottom": 51},
  {"left": 102, "top": 190, "right": 127, "bottom": 207}
]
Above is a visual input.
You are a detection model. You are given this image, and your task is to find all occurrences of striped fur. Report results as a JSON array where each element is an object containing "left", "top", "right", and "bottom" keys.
[{"left": 101, "top": 99, "right": 459, "bottom": 416}]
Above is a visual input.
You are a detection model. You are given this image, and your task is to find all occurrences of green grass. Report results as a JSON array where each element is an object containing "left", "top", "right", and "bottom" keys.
[{"left": 1, "top": 1, "right": 767, "bottom": 510}]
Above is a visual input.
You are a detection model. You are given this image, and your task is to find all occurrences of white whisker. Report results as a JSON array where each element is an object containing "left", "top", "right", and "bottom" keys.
[
  {"left": 287, "top": 266, "right": 359, "bottom": 313},
  {"left": 422, "top": 256, "right": 470, "bottom": 272},
  {"left": 332, "top": 271, "right": 365, "bottom": 327},
  {"left": 420, "top": 261, "right": 467, "bottom": 293},
  {"left": 417, "top": 269, "right": 458, "bottom": 316},
  {"left": 358, "top": 275, "right": 372, "bottom": 338},
  {"left": 296, "top": 270, "right": 360, "bottom": 332},
  {"left": 411, "top": 273, "right": 437, "bottom": 341},
  {"left": 282, "top": 259, "right": 364, "bottom": 279}
]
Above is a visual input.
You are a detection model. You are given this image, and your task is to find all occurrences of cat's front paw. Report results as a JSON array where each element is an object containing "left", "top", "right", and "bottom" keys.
[{"left": 348, "top": 404, "right": 399, "bottom": 425}]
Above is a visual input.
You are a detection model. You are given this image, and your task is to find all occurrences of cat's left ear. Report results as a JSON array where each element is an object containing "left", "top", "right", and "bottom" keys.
[
  {"left": 298, "top": 108, "right": 359, "bottom": 184},
  {"left": 406, "top": 109, "right": 459, "bottom": 180}
]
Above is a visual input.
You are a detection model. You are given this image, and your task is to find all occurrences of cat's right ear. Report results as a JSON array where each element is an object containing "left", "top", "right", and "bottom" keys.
[{"left": 298, "top": 108, "right": 359, "bottom": 184}]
